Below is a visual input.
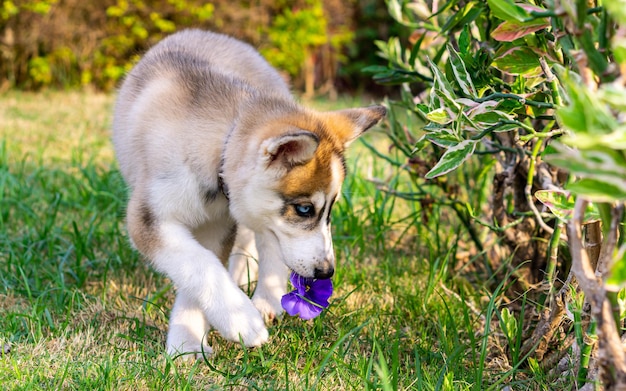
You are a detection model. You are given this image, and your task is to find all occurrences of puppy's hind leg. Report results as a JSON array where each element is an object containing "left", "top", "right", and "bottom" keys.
[{"left": 166, "top": 291, "right": 212, "bottom": 360}]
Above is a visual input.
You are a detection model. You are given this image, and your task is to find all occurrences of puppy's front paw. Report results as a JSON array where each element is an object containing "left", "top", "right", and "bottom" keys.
[
  {"left": 219, "top": 303, "right": 269, "bottom": 347},
  {"left": 252, "top": 294, "right": 284, "bottom": 324},
  {"left": 235, "top": 316, "right": 269, "bottom": 347}
]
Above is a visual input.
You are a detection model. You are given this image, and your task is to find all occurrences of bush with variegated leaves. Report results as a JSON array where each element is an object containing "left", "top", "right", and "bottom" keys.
[{"left": 367, "top": 0, "right": 626, "bottom": 387}]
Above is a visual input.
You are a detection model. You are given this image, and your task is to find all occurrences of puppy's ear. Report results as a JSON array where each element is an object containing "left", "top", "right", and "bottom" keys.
[
  {"left": 262, "top": 131, "right": 319, "bottom": 169},
  {"left": 329, "top": 105, "right": 387, "bottom": 147}
]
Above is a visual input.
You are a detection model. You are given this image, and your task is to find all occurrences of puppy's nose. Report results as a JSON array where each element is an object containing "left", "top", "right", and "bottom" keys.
[{"left": 314, "top": 261, "right": 334, "bottom": 279}]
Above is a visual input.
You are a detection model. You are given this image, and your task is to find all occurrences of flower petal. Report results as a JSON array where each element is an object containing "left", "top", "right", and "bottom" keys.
[
  {"left": 289, "top": 272, "right": 311, "bottom": 295},
  {"left": 307, "top": 278, "right": 333, "bottom": 307},
  {"left": 289, "top": 272, "right": 300, "bottom": 287},
  {"left": 296, "top": 300, "right": 324, "bottom": 320},
  {"left": 281, "top": 291, "right": 324, "bottom": 319},
  {"left": 281, "top": 291, "right": 302, "bottom": 316},
  {"left": 284, "top": 272, "right": 332, "bottom": 319}
]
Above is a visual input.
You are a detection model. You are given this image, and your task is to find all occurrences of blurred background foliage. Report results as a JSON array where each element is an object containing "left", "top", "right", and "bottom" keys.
[{"left": 0, "top": 0, "right": 404, "bottom": 94}]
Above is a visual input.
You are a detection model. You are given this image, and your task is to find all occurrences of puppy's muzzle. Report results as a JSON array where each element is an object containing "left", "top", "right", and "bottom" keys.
[{"left": 314, "top": 259, "right": 334, "bottom": 279}]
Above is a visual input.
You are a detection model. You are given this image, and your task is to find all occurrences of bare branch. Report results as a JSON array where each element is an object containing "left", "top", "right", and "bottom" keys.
[
  {"left": 567, "top": 198, "right": 626, "bottom": 389},
  {"left": 567, "top": 198, "right": 597, "bottom": 286}
]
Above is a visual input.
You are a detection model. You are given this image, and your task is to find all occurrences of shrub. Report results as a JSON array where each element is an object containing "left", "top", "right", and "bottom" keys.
[
  {"left": 0, "top": 0, "right": 384, "bottom": 92},
  {"left": 367, "top": 0, "right": 626, "bottom": 387}
]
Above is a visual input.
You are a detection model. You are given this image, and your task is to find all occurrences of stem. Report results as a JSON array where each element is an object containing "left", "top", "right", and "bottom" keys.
[
  {"left": 537, "top": 221, "right": 561, "bottom": 308},
  {"left": 587, "top": 7, "right": 603, "bottom": 15},
  {"left": 474, "top": 93, "right": 555, "bottom": 109},
  {"left": 540, "top": 57, "right": 563, "bottom": 106},
  {"left": 519, "top": 129, "right": 566, "bottom": 142},
  {"left": 525, "top": 10, "right": 560, "bottom": 20},
  {"left": 472, "top": 214, "right": 525, "bottom": 233},
  {"left": 577, "top": 319, "right": 596, "bottom": 386},
  {"left": 472, "top": 119, "right": 537, "bottom": 141},
  {"left": 470, "top": 121, "right": 508, "bottom": 140},
  {"left": 544, "top": 223, "right": 562, "bottom": 288},
  {"left": 525, "top": 139, "right": 561, "bottom": 237}
]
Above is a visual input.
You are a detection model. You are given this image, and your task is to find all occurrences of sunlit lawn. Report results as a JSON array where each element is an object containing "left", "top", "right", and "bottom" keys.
[{"left": 0, "top": 90, "right": 524, "bottom": 390}]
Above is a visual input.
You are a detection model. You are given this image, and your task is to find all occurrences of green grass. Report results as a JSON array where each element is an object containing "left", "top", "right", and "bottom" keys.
[{"left": 1, "top": 90, "right": 546, "bottom": 390}]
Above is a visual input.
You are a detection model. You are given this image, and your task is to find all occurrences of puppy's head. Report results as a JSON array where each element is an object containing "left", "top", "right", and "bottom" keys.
[{"left": 225, "top": 104, "right": 386, "bottom": 278}]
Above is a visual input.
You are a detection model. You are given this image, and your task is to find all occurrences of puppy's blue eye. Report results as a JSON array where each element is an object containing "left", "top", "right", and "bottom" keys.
[{"left": 294, "top": 204, "right": 314, "bottom": 217}]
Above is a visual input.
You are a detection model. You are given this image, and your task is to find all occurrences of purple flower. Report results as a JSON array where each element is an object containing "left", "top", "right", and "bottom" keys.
[{"left": 281, "top": 272, "right": 333, "bottom": 320}]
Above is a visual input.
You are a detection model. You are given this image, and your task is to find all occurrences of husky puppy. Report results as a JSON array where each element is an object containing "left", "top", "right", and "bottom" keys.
[{"left": 112, "top": 29, "right": 385, "bottom": 357}]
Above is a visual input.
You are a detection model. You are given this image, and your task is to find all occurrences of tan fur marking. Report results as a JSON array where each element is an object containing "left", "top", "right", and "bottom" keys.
[
  {"left": 280, "top": 148, "right": 339, "bottom": 198},
  {"left": 126, "top": 194, "right": 161, "bottom": 258},
  {"left": 256, "top": 111, "right": 351, "bottom": 199},
  {"left": 218, "top": 224, "right": 238, "bottom": 265},
  {"left": 322, "top": 112, "right": 361, "bottom": 145}
]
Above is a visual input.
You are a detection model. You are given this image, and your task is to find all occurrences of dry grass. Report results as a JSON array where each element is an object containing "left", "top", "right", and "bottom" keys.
[{"left": 0, "top": 90, "right": 115, "bottom": 165}]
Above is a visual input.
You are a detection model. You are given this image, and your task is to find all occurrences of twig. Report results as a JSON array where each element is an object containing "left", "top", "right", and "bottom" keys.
[
  {"left": 474, "top": 93, "right": 555, "bottom": 109},
  {"left": 540, "top": 57, "right": 563, "bottom": 106},
  {"left": 524, "top": 139, "right": 567, "bottom": 240}
]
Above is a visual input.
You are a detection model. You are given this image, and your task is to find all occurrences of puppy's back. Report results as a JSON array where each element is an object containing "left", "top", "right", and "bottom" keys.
[
  {"left": 113, "top": 30, "right": 292, "bottom": 187},
  {"left": 133, "top": 29, "right": 290, "bottom": 98}
]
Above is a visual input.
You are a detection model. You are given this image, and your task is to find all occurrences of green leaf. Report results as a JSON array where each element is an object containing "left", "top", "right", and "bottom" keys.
[
  {"left": 464, "top": 100, "right": 510, "bottom": 119},
  {"left": 499, "top": 307, "right": 518, "bottom": 343},
  {"left": 487, "top": 0, "right": 529, "bottom": 22},
  {"left": 535, "top": 190, "right": 575, "bottom": 221},
  {"left": 496, "top": 99, "right": 524, "bottom": 113},
  {"left": 567, "top": 179, "right": 626, "bottom": 202},
  {"left": 561, "top": 128, "right": 626, "bottom": 150},
  {"left": 557, "top": 77, "right": 618, "bottom": 136},
  {"left": 599, "top": 84, "right": 626, "bottom": 112},
  {"left": 425, "top": 139, "right": 477, "bottom": 178},
  {"left": 546, "top": 146, "right": 626, "bottom": 202},
  {"left": 459, "top": 25, "right": 471, "bottom": 55},
  {"left": 472, "top": 111, "right": 513, "bottom": 126},
  {"left": 535, "top": 190, "right": 599, "bottom": 222},
  {"left": 415, "top": 103, "right": 429, "bottom": 114},
  {"left": 428, "top": 59, "right": 457, "bottom": 103},
  {"left": 492, "top": 46, "right": 542, "bottom": 77},
  {"left": 579, "top": 29, "right": 609, "bottom": 76},
  {"left": 604, "top": 0, "right": 626, "bottom": 25},
  {"left": 425, "top": 128, "right": 463, "bottom": 148},
  {"left": 491, "top": 19, "right": 550, "bottom": 42},
  {"left": 433, "top": 88, "right": 461, "bottom": 115},
  {"left": 362, "top": 65, "right": 391, "bottom": 74},
  {"left": 387, "top": 0, "right": 404, "bottom": 24},
  {"left": 413, "top": 136, "right": 429, "bottom": 153},
  {"left": 448, "top": 44, "right": 476, "bottom": 98},
  {"left": 441, "top": 1, "right": 483, "bottom": 33},
  {"left": 426, "top": 108, "right": 452, "bottom": 124},
  {"left": 606, "top": 245, "right": 626, "bottom": 290},
  {"left": 546, "top": 145, "right": 626, "bottom": 179}
]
